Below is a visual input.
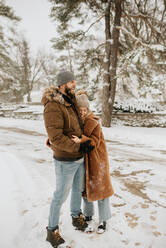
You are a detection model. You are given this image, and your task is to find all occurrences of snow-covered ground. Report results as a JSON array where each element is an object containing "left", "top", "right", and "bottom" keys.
[{"left": 0, "top": 117, "right": 166, "bottom": 248}]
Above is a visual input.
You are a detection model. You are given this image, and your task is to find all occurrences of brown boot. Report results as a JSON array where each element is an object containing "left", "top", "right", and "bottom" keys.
[
  {"left": 46, "top": 227, "right": 65, "bottom": 247},
  {"left": 72, "top": 214, "right": 88, "bottom": 231}
]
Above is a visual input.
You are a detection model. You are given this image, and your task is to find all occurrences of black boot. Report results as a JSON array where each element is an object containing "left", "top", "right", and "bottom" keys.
[
  {"left": 46, "top": 227, "right": 65, "bottom": 247},
  {"left": 97, "top": 221, "right": 106, "bottom": 234},
  {"left": 72, "top": 214, "right": 88, "bottom": 231},
  {"left": 84, "top": 216, "right": 92, "bottom": 222}
]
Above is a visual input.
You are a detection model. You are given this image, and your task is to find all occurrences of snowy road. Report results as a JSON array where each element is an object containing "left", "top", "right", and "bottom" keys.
[
  {"left": 0, "top": 152, "right": 22, "bottom": 248},
  {"left": 0, "top": 118, "right": 166, "bottom": 248}
]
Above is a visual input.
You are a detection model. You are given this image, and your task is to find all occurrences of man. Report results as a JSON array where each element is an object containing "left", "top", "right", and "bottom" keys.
[{"left": 41, "top": 71, "right": 94, "bottom": 248}]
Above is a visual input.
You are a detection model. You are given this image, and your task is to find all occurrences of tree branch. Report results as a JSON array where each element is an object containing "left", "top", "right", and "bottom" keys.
[
  {"left": 122, "top": 12, "right": 166, "bottom": 26},
  {"left": 116, "top": 25, "right": 149, "bottom": 47},
  {"left": 84, "top": 14, "right": 104, "bottom": 34}
]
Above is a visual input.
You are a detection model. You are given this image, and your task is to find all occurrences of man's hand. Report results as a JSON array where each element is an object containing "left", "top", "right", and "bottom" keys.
[{"left": 71, "top": 135, "right": 81, "bottom": 144}]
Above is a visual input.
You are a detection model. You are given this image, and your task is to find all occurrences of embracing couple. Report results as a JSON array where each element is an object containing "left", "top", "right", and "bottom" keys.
[{"left": 41, "top": 71, "right": 114, "bottom": 248}]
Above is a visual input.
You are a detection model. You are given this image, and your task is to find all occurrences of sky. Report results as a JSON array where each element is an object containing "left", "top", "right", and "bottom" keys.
[{"left": 6, "top": 0, "right": 57, "bottom": 52}]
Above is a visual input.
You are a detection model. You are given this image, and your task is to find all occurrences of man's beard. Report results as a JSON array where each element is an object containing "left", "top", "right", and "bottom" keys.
[{"left": 65, "top": 86, "right": 75, "bottom": 98}]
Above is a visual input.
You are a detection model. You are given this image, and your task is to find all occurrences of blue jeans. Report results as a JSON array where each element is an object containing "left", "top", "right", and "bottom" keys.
[
  {"left": 48, "top": 158, "right": 85, "bottom": 230},
  {"left": 83, "top": 197, "right": 111, "bottom": 223}
]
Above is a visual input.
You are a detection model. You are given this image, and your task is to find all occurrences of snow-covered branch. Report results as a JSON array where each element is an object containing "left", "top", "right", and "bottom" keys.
[
  {"left": 116, "top": 25, "right": 149, "bottom": 47},
  {"left": 122, "top": 12, "right": 166, "bottom": 26},
  {"left": 84, "top": 14, "right": 104, "bottom": 34}
]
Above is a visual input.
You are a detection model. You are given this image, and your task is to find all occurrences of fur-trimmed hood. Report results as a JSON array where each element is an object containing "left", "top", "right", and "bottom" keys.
[{"left": 41, "top": 86, "right": 71, "bottom": 106}]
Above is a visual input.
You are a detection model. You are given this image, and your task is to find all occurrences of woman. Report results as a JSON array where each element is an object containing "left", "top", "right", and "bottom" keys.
[{"left": 72, "top": 91, "right": 114, "bottom": 234}]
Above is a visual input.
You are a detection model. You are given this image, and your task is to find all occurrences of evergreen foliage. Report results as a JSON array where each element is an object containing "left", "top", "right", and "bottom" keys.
[
  {"left": 48, "top": 0, "right": 166, "bottom": 119},
  {"left": 0, "top": 0, "right": 23, "bottom": 101},
  {"left": 0, "top": 0, "right": 20, "bottom": 21},
  {"left": 0, "top": 1, "right": 55, "bottom": 103}
]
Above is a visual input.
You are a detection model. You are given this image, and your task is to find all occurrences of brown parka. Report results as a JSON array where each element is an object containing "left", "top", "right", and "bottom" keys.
[
  {"left": 41, "top": 86, "right": 83, "bottom": 161},
  {"left": 81, "top": 111, "right": 114, "bottom": 201}
]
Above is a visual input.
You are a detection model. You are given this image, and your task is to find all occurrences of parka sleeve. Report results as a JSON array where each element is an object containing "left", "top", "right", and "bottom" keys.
[{"left": 43, "top": 102, "right": 80, "bottom": 153}]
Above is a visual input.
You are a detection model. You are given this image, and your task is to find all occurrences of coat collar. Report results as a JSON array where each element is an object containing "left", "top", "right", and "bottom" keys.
[{"left": 41, "top": 86, "right": 72, "bottom": 106}]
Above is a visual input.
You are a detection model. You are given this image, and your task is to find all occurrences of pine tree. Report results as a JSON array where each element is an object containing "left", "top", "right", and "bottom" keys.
[
  {"left": 116, "top": 0, "right": 166, "bottom": 104},
  {"left": 0, "top": 0, "right": 22, "bottom": 102},
  {"left": 0, "top": 28, "right": 25, "bottom": 102},
  {"left": 48, "top": 0, "right": 123, "bottom": 126},
  {"left": 48, "top": 0, "right": 166, "bottom": 126}
]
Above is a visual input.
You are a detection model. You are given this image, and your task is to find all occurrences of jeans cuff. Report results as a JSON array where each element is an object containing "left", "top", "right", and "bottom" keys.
[
  {"left": 47, "top": 225, "right": 59, "bottom": 231},
  {"left": 71, "top": 211, "right": 83, "bottom": 218}
]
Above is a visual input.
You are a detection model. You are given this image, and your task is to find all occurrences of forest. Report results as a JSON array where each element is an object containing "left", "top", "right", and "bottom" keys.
[{"left": 0, "top": 0, "right": 166, "bottom": 126}]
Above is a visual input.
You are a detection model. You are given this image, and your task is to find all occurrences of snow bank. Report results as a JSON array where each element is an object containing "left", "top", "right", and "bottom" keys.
[
  {"left": 103, "top": 126, "right": 166, "bottom": 149},
  {"left": 0, "top": 150, "right": 36, "bottom": 248}
]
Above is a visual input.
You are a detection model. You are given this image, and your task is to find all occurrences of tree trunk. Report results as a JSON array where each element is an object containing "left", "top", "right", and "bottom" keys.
[
  {"left": 67, "top": 46, "right": 73, "bottom": 72},
  {"left": 27, "top": 91, "right": 31, "bottom": 102},
  {"left": 109, "top": 0, "right": 122, "bottom": 122},
  {"left": 102, "top": 0, "right": 122, "bottom": 127},
  {"left": 102, "top": 1, "right": 112, "bottom": 127},
  {"left": 26, "top": 81, "right": 32, "bottom": 102}
]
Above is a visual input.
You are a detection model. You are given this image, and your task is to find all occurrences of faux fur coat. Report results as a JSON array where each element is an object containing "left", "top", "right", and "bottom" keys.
[{"left": 81, "top": 111, "right": 114, "bottom": 201}]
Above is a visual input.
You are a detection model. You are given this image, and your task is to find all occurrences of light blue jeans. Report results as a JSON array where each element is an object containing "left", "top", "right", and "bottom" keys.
[
  {"left": 48, "top": 158, "right": 85, "bottom": 230},
  {"left": 83, "top": 197, "right": 111, "bottom": 223}
]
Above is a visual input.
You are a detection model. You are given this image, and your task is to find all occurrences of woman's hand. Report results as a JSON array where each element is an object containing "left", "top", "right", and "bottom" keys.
[{"left": 71, "top": 135, "right": 81, "bottom": 144}]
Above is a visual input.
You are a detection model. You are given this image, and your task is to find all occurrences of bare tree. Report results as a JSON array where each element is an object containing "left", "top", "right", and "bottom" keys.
[{"left": 17, "top": 38, "right": 46, "bottom": 102}]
